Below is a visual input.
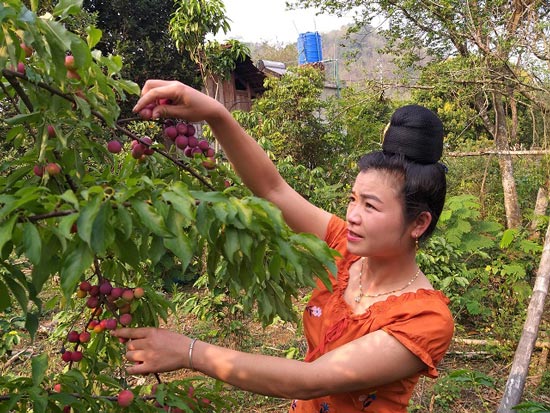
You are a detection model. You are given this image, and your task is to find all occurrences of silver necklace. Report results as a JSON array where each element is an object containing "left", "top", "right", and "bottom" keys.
[{"left": 354, "top": 257, "right": 421, "bottom": 303}]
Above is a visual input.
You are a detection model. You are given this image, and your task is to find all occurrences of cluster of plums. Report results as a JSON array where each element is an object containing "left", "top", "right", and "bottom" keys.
[
  {"left": 52, "top": 280, "right": 145, "bottom": 409},
  {"left": 162, "top": 120, "right": 216, "bottom": 169},
  {"left": 105, "top": 118, "right": 217, "bottom": 169},
  {"left": 61, "top": 280, "right": 144, "bottom": 364},
  {"left": 105, "top": 137, "right": 155, "bottom": 161}
]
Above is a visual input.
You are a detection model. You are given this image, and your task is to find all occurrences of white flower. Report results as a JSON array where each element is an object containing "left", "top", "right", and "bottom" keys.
[{"left": 311, "top": 306, "right": 322, "bottom": 317}]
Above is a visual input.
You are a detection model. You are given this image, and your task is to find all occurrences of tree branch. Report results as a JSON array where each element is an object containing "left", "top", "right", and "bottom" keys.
[
  {"left": 446, "top": 149, "right": 550, "bottom": 157},
  {"left": 24, "top": 210, "right": 77, "bottom": 223},
  {"left": 2, "top": 69, "right": 34, "bottom": 112},
  {"left": 2, "top": 67, "right": 215, "bottom": 191}
]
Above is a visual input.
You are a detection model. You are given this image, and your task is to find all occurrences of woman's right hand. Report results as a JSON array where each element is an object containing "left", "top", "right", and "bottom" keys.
[
  {"left": 132, "top": 80, "right": 226, "bottom": 124},
  {"left": 112, "top": 327, "right": 192, "bottom": 375}
]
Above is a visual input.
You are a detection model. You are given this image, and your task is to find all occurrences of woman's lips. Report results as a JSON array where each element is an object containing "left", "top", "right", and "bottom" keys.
[{"left": 347, "top": 230, "right": 363, "bottom": 242}]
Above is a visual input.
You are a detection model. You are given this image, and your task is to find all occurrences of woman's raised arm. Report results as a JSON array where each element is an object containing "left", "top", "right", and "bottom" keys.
[{"left": 133, "top": 80, "right": 332, "bottom": 238}]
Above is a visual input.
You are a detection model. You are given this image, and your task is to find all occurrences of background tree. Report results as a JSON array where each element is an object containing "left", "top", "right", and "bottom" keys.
[
  {"left": 169, "top": 0, "right": 249, "bottom": 100},
  {"left": 291, "top": 0, "right": 550, "bottom": 229},
  {"left": 235, "top": 65, "right": 345, "bottom": 169},
  {"left": 82, "top": 0, "right": 200, "bottom": 114},
  {"left": 247, "top": 40, "right": 299, "bottom": 68}
]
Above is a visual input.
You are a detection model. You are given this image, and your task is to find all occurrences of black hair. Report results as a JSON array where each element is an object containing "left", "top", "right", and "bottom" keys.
[
  {"left": 358, "top": 152, "right": 447, "bottom": 241},
  {"left": 357, "top": 104, "right": 447, "bottom": 241}
]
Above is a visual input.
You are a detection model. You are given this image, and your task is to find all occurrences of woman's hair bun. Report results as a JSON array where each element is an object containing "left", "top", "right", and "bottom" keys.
[{"left": 382, "top": 104, "right": 444, "bottom": 164}]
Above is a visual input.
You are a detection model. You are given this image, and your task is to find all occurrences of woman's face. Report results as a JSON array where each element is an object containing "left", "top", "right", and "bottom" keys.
[{"left": 346, "top": 169, "right": 414, "bottom": 258}]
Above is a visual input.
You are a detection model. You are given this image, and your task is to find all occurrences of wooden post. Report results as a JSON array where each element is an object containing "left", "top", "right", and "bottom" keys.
[{"left": 498, "top": 221, "right": 550, "bottom": 412}]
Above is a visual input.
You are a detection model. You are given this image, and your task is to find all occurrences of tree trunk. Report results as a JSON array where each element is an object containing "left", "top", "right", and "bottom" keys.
[
  {"left": 530, "top": 186, "right": 549, "bottom": 237},
  {"left": 493, "top": 94, "right": 522, "bottom": 228},
  {"left": 498, "top": 221, "right": 550, "bottom": 413}
]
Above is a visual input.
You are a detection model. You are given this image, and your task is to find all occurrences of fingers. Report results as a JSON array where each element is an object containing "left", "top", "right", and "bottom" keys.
[
  {"left": 125, "top": 350, "right": 152, "bottom": 375},
  {"left": 140, "top": 79, "right": 173, "bottom": 95},
  {"left": 132, "top": 88, "right": 165, "bottom": 114},
  {"left": 126, "top": 361, "right": 153, "bottom": 375},
  {"left": 111, "top": 327, "right": 151, "bottom": 340},
  {"left": 151, "top": 103, "right": 183, "bottom": 121},
  {"left": 133, "top": 80, "right": 183, "bottom": 114}
]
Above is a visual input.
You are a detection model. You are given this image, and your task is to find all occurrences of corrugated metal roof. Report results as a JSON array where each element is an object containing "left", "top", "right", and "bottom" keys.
[{"left": 233, "top": 56, "right": 268, "bottom": 96}]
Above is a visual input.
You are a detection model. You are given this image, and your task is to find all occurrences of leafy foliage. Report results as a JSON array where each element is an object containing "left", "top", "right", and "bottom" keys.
[
  {"left": 83, "top": 0, "right": 200, "bottom": 92},
  {"left": 0, "top": 1, "right": 339, "bottom": 410},
  {"left": 431, "top": 369, "right": 496, "bottom": 411},
  {"left": 513, "top": 401, "right": 550, "bottom": 413},
  {"left": 419, "top": 194, "right": 543, "bottom": 343},
  {"left": 235, "top": 65, "right": 347, "bottom": 169}
]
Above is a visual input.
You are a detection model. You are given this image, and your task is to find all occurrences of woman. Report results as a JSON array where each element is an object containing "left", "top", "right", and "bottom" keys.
[{"left": 113, "top": 80, "right": 454, "bottom": 413}]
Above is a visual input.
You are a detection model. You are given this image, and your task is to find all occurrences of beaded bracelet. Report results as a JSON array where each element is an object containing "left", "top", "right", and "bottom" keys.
[{"left": 188, "top": 338, "right": 198, "bottom": 371}]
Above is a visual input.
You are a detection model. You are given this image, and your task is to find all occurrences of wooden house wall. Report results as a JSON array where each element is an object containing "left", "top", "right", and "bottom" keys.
[{"left": 205, "top": 73, "right": 254, "bottom": 113}]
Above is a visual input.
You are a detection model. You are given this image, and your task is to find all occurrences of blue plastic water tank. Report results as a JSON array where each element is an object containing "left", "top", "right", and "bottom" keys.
[{"left": 297, "top": 32, "right": 323, "bottom": 65}]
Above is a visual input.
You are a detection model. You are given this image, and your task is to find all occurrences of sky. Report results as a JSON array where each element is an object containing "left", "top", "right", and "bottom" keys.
[{"left": 213, "top": 0, "right": 355, "bottom": 45}]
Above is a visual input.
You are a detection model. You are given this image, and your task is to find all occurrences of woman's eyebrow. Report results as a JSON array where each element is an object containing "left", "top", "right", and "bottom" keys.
[{"left": 351, "top": 191, "right": 383, "bottom": 204}]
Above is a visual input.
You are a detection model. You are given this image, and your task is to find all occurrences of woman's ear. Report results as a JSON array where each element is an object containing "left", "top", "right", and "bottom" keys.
[{"left": 412, "top": 211, "right": 432, "bottom": 238}]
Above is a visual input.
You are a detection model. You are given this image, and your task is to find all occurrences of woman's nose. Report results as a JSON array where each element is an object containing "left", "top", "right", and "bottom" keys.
[{"left": 346, "top": 205, "right": 360, "bottom": 224}]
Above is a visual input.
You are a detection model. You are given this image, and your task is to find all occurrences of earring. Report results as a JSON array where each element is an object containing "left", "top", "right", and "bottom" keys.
[{"left": 415, "top": 235, "right": 419, "bottom": 252}]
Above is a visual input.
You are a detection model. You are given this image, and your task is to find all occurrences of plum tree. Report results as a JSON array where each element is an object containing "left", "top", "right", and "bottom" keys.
[{"left": 0, "top": 1, "right": 336, "bottom": 411}]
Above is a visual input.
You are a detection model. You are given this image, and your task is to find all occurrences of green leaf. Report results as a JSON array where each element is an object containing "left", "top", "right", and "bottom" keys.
[
  {"left": 162, "top": 191, "right": 194, "bottom": 222},
  {"left": 116, "top": 206, "right": 133, "bottom": 240},
  {"left": 164, "top": 232, "right": 193, "bottom": 270},
  {"left": 238, "top": 231, "right": 253, "bottom": 257},
  {"left": 163, "top": 207, "right": 193, "bottom": 268},
  {"left": 0, "top": 215, "right": 17, "bottom": 256},
  {"left": 3, "top": 112, "right": 42, "bottom": 126},
  {"left": 0, "top": 393, "right": 22, "bottom": 412},
  {"left": 113, "top": 232, "right": 140, "bottom": 269},
  {"left": 60, "top": 243, "right": 94, "bottom": 298},
  {"left": 87, "top": 27, "right": 102, "bottom": 48},
  {"left": 90, "top": 203, "right": 115, "bottom": 255},
  {"left": 53, "top": 0, "right": 83, "bottom": 17},
  {"left": 74, "top": 94, "right": 91, "bottom": 118},
  {"left": 77, "top": 195, "right": 102, "bottom": 246},
  {"left": 268, "top": 253, "right": 282, "bottom": 282},
  {"left": 31, "top": 353, "right": 48, "bottom": 386},
  {"left": 519, "top": 239, "right": 542, "bottom": 254},
  {"left": 148, "top": 235, "right": 165, "bottom": 266},
  {"left": 191, "top": 190, "right": 227, "bottom": 203},
  {"left": 60, "top": 189, "right": 79, "bottom": 209},
  {"left": 0, "top": 279, "right": 11, "bottom": 311},
  {"left": 130, "top": 200, "right": 172, "bottom": 238},
  {"left": 40, "top": 18, "right": 72, "bottom": 51},
  {"left": 25, "top": 311, "right": 39, "bottom": 340},
  {"left": 70, "top": 36, "right": 92, "bottom": 69},
  {"left": 58, "top": 213, "right": 78, "bottom": 239},
  {"left": 115, "top": 79, "right": 141, "bottom": 96},
  {"left": 6, "top": 124, "right": 24, "bottom": 143},
  {"left": 502, "top": 263, "right": 526, "bottom": 278},
  {"left": 195, "top": 201, "right": 211, "bottom": 238},
  {"left": 28, "top": 386, "right": 47, "bottom": 413},
  {"left": 500, "top": 229, "right": 516, "bottom": 248},
  {"left": 1, "top": 270, "right": 28, "bottom": 314},
  {"left": 22, "top": 222, "right": 41, "bottom": 265},
  {"left": 223, "top": 227, "right": 240, "bottom": 263}
]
